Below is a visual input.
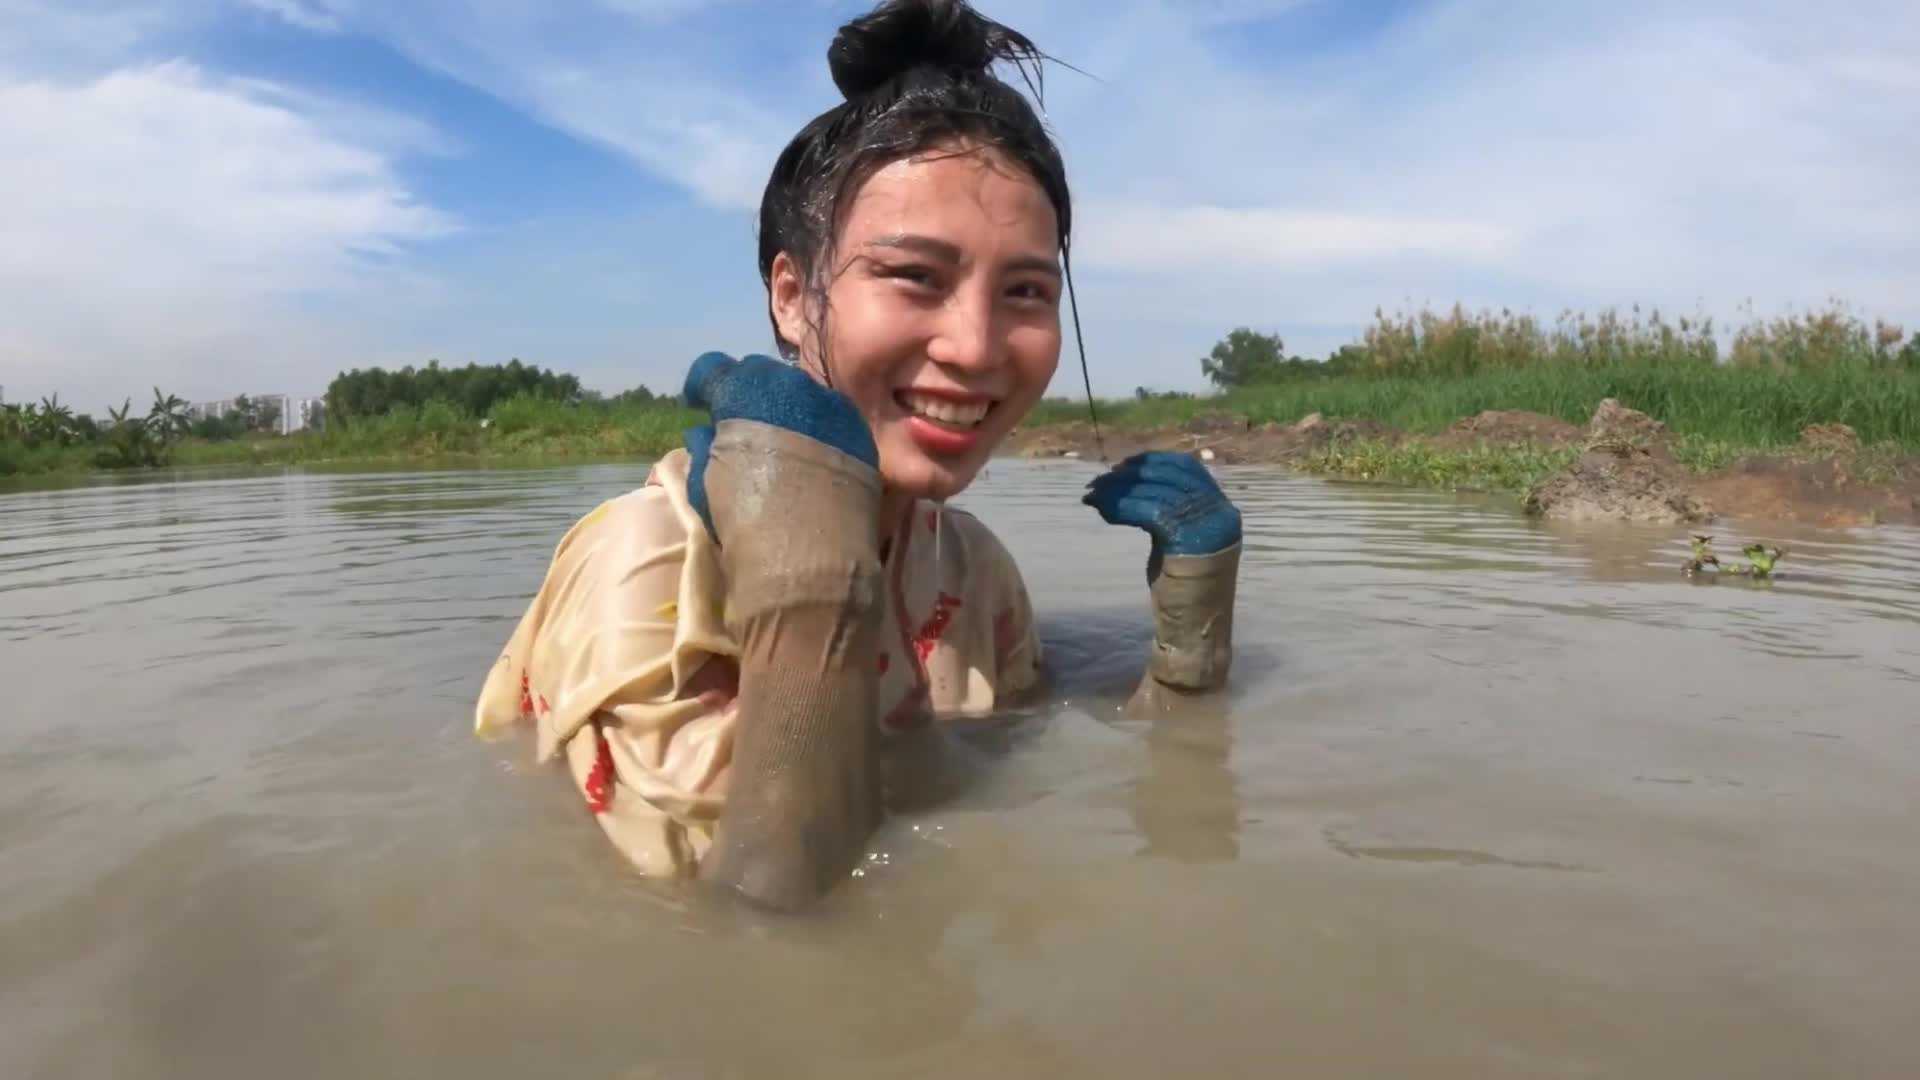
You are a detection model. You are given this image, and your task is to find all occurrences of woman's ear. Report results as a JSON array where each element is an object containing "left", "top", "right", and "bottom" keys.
[{"left": 769, "top": 251, "right": 811, "bottom": 357}]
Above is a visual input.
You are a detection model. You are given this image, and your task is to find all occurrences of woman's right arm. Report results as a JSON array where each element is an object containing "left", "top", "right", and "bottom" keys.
[{"left": 677, "top": 352, "right": 890, "bottom": 912}]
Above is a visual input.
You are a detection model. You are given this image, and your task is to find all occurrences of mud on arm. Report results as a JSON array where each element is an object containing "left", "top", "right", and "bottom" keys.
[
  {"left": 1079, "top": 451, "right": 1244, "bottom": 716},
  {"left": 678, "top": 353, "right": 889, "bottom": 912},
  {"left": 1125, "top": 543, "right": 1240, "bottom": 714}
]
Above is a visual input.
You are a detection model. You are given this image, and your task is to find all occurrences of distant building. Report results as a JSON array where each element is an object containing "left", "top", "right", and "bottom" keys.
[
  {"left": 187, "top": 393, "right": 327, "bottom": 434},
  {"left": 186, "top": 398, "right": 233, "bottom": 422},
  {"left": 278, "top": 395, "right": 327, "bottom": 434}
]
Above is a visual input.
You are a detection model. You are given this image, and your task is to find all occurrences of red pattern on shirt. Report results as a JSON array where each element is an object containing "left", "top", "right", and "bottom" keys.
[
  {"left": 583, "top": 721, "right": 615, "bottom": 814},
  {"left": 912, "top": 591, "right": 964, "bottom": 663}
]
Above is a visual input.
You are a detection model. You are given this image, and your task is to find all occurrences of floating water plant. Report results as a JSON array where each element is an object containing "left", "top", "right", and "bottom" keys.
[
  {"left": 1736, "top": 542, "right": 1785, "bottom": 579},
  {"left": 1685, "top": 533, "right": 1720, "bottom": 575},
  {"left": 1684, "top": 534, "right": 1787, "bottom": 580}
]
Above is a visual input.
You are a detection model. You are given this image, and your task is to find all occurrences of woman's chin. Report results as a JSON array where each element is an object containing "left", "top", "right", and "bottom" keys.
[{"left": 877, "top": 430, "right": 987, "bottom": 502}]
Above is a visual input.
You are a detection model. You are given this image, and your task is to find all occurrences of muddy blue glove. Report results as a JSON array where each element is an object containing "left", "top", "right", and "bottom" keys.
[
  {"left": 676, "top": 350, "right": 887, "bottom": 910},
  {"left": 1083, "top": 451, "right": 1241, "bottom": 692},
  {"left": 1082, "top": 451, "right": 1243, "bottom": 581},
  {"left": 681, "top": 350, "right": 878, "bottom": 541}
]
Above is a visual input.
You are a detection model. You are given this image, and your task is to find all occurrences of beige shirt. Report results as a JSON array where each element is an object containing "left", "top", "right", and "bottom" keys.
[{"left": 474, "top": 449, "right": 1044, "bottom": 878}]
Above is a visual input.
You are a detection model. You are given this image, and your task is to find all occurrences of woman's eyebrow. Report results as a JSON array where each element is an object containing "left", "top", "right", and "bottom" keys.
[{"left": 866, "top": 232, "right": 1060, "bottom": 276}]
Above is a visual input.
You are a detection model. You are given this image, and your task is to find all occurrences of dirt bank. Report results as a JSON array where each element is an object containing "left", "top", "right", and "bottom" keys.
[{"left": 1004, "top": 401, "right": 1920, "bottom": 528}]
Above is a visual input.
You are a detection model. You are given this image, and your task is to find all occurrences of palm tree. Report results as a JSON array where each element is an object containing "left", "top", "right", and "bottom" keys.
[
  {"left": 33, "top": 394, "right": 75, "bottom": 446},
  {"left": 146, "top": 387, "right": 190, "bottom": 441}
]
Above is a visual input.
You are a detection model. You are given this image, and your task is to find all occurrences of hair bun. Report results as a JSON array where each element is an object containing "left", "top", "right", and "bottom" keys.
[{"left": 828, "top": 0, "right": 1041, "bottom": 100}]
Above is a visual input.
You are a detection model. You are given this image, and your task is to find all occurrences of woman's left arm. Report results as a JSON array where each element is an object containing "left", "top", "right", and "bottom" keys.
[{"left": 1081, "top": 451, "right": 1243, "bottom": 711}]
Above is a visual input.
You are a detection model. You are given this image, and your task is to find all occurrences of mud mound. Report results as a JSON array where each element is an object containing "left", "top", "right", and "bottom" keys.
[
  {"left": 1181, "top": 412, "right": 1252, "bottom": 437},
  {"left": 1585, "top": 398, "right": 1674, "bottom": 457},
  {"left": 1800, "top": 423, "right": 1861, "bottom": 455},
  {"left": 1429, "top": 410, "right": 1581, "bottom": 451},
  {"left": 1518, "top": 398, "right": 1709, "bottom": 522},
  {"left": 1331, "top": 416, "right": 1403, "bottom": 443},
  {"left": 1009, "top": 418, "right": 1266, "bottom": 464},
  {"left": 1283, "top": 412, "right": 1403, "bottom": 448},
  {"left": 1694, "top": 453, "right": 1920, "bottom": 527},
  {"left": 1012, "top": 424, "right": 1094, "bottom": 459},
  {"left": 1008, "top": 412, "right": 1406, "bottom": 467},
  {"left": 1005, "top": 403, "right": 1919, "bottom": 528},
  {"left": 1523, "top": 443, "right": 1712, "bottom": 524},
  {"left": 1011, "top": 423, "right": 1167, "bottom": 461}
]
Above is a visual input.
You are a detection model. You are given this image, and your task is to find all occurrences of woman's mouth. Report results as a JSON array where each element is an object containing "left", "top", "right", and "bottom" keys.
[
  {"left": 897, "top": 390, "right": 992, "bottom": 430},
  {"left": 896, "top": 390, "right": 995, "bottom": 456}
]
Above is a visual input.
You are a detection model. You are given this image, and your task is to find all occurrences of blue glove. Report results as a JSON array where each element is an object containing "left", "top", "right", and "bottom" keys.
[
  {"left": 680, "top": 351, "right": 878, "bottom": 538},
  {"left": 1082, "top": 451, "right": 1242, "bottom": 581}
]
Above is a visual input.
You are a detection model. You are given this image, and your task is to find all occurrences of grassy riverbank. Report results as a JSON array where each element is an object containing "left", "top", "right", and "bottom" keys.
[
  {"left": 173, "top": 397, "right": 705, "bottom": 469},
  {"left": 1, "top": 397, "right": 706, "bottom": 476},
  {"left": 8, "top": 303, "right": 1917, "bottom": 485},
  {"left": 10, "top": 364, "right": 1918, "bottom": 482},
  {"left": 1030, "top": 362, "right": 1920, "bottom": 451},
  {"left": 1017, "top": 361, "right": 1920, "bottom": 498},
  {"left": 1292, "top": 440, "right": 1584, "bottom": 495},
  {"left": 14, "top": 364, "right": 1909, "bottom": 510}
]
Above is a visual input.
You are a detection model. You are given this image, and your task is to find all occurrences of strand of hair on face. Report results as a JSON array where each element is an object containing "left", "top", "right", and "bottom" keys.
[
  {"left": 992, "top": 35, "right": 1105, "bottom": 462},
  {"left": 1061, "top": 245, "right": 1105, "bottom": 462}
]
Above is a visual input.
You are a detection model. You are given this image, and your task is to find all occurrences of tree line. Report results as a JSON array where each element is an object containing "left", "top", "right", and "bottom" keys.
[
  {"left": 11, "top": 297, "right": 1916, "bottom": 472},
  {"left": 1, "top": 388, "right": 210, "bottom": 469},
  {"left": 1196, "top": 302, "right": 1920, "bottom": 389},
  {"left": 322, "top": 358, "right": 661, "bottom": 426}
]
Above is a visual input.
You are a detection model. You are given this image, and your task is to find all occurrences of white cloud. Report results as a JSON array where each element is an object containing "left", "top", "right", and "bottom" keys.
[
  {"left": 314, "top": 0, "right": 798, "bottom": 210},
  {"left": 0, "top": 61, "right": 453, "bottom": 412},
  {"left": 1076, "top": 203, "right": 1513, "bottom": 271},
  {"left": 1182, "top": 0, "right": 1320, "bottom": 26},
  {"left": 0, "top": 0, "right": 183, "bottom": 75},
  {"left": 1009, "top": 0, "right": 1920, "bottom": 373},
  {"left": 234, "top": 0, "right": 338, "bottom": 33},
  {"left": 225, "top": 76, "right": 466, "bottom": 158},
  {"left": 5, "top": 0, "right": 1920, "bottom": 409},
  {"left": 1821, "top": 51, "right": 1920, "bottom": 93},
  {"left": 594, "top": 0, "right": 742, "bottom": 19}
]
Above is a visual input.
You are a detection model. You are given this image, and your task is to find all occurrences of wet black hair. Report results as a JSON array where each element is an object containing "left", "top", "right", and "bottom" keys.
[{"left": 756, "top": 0, "right": 1102, "bottom": 449}]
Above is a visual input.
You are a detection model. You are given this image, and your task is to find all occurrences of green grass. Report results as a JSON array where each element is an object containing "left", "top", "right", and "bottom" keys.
[
  {"left": 2, "top": 395, "right": 704, "bottom": 478},
  {"left": 1028, "top": 363, "right": 1920, "bottom": 451},
  {"left": 164, "top": 396, "right": 703, "bottom": 470},
  {"left": 1293, "top": 440, "right": 1582, "bottom": 494},
  {"left": 12, "top": 367, "right": 1915, "bottom": 489},
  {"left": 0, "top": 441, "right": 95, "bottom": 476},
  {"left": 9, "top": 300, "right": 1917, "bottom": 484}
]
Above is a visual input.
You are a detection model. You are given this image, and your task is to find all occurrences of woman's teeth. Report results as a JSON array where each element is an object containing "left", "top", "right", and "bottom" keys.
[{"left": 901, "top": 392, "right": 990, "bottom": 428}]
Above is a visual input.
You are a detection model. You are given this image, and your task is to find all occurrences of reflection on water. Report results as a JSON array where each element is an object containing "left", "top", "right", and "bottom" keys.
[{"left": 3, "top": 459, "right": 1918, "bottom": 1078}]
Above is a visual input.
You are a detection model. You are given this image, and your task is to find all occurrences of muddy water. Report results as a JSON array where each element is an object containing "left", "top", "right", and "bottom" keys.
[{"left": 2, "top": 458, "right": 1917, "bottom": 1079}]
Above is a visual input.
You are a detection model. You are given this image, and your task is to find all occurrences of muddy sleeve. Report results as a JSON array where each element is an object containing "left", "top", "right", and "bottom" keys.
[
  {"left": 1135, "top": 543, "right": 1241, "bottom": 697},
  {"left": 693, "top": 421, "right": 887, "bottom": 908}
]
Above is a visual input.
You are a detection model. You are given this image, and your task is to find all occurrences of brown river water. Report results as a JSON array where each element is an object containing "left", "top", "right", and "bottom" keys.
[{"left": 2, "top": 458, "right": 1917, "bottom": 1078}]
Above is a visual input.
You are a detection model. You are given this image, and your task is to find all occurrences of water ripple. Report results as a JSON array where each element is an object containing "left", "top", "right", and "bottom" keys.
[{"left": 3, "top": 458, "right": 1918, "bottom": 1078}]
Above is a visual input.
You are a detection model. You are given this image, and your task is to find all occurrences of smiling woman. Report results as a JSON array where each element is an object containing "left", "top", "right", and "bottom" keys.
[
  {"left": 765, "top": 154, "right": 1065, "bottom": 499},
  {"left": 473, "top": 0, "right": 1246, "bottom": 911}
]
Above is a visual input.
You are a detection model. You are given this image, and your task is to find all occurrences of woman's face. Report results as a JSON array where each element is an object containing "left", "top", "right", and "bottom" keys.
[{"left": 770, "top": 141, "right": 1063, "bottom": 504}]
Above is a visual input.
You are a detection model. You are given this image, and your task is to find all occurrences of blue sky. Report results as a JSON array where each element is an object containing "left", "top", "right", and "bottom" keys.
[{"left": 4, "top": 0, "right": 1917, "bottom": 416}]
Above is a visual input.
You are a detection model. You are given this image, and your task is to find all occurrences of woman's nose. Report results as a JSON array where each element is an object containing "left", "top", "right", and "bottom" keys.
[{"left": 926, "top": 290, "right": 1003, "bottom": 372}]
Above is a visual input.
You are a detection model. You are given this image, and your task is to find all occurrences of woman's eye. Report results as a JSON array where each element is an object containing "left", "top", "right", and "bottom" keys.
[{"left": 880, "top": 263, "right": 938, "bottom": 288}]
